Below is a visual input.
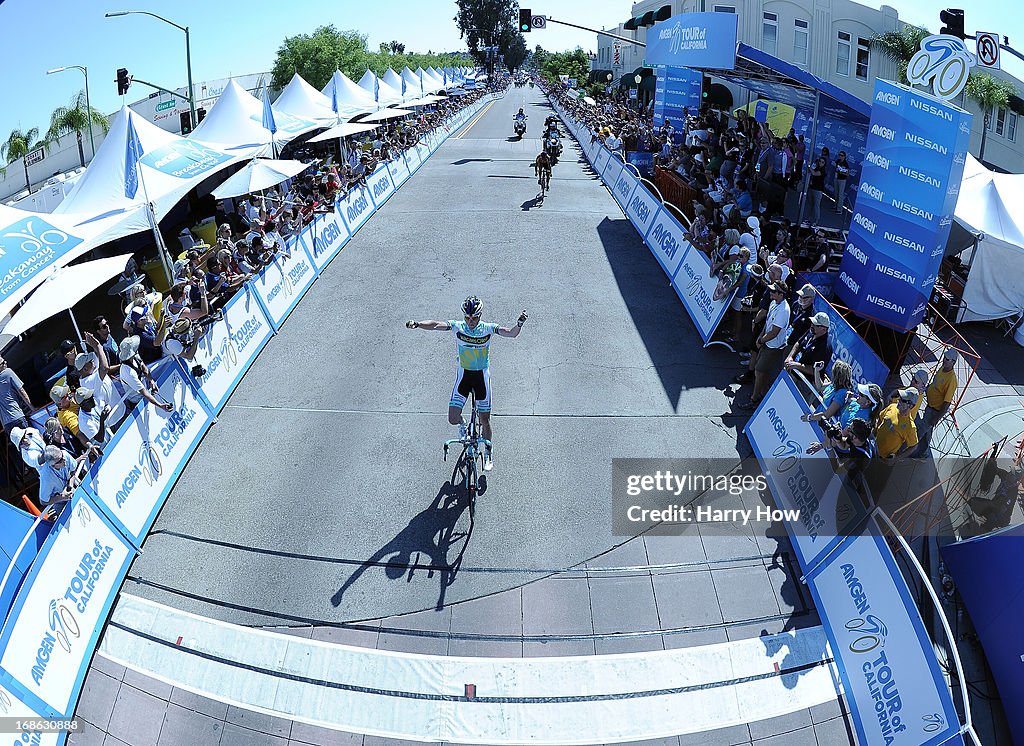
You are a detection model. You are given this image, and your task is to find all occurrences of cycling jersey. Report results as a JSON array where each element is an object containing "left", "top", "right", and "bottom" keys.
[{"left": 449, "top": 320, "right": 499, "bottom": 371}]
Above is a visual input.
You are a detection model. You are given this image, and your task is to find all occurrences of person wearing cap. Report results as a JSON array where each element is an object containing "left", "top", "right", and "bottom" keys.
[
  {"left": 59, "top": 339, "right": 82, "bottom": 390},
  {"left": 118, "top": 336, "right": 173, "bottom": 412},
  {"left": 874, "top": 389, "right": 920, "bottom": 461},
  {"left": 9, "top": 426, "right": 46, "bottom": 473},
  {"left": 740, "top": 282, "right": 790, "bottom": 410},
  {"left": 784, "top": 311, "right": 833, "bottom": 379},
  {"left": 49, "top": 383, "right": 86, "bottom": 448},
  {"left": 75, "top": 387, "right": 113, "bottom": 446},
  {"left": 913, "top": 349, "right": 960, "bottom": 457},
  {"left": 38, "top": 444, "right": 89, "bottom": 511},
  {"left": 76, "top": 331, "right": 126, "bottom": 428},
  {"left": 908, "top": 368, "right": 930, "bottom": 419},
  {"left": 92, "top": 315, "right": 119, "bottom": 367},
  {"left": 786, "top": 284, "right": 817, "bottom": 348},
  {"left": 0, "top": 355, "right": 34, "bottom": 433},
  {"left": 839, "top": 382, "right": 883, "bottom": 430}
]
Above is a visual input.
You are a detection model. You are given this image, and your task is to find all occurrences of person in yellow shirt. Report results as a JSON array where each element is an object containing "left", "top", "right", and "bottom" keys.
[
  {"left": 875, "top": 389, "right": 919, "bottom": 460},
  {"left": 913, "top": 348, "right": 959, "bottom": 457},
  {"left": 50, "top": 383, "right": 90, "bottom": 450}
]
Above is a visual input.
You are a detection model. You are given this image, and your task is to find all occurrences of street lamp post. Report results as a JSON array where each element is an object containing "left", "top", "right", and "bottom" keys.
[
  {"left": 105, "top": 10, "right": 196, "bottom": 130},
  {"left": 47, "top": 65, "right": 96, "bottom": 158}
]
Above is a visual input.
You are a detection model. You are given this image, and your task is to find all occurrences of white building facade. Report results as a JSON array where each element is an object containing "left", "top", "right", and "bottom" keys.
[{"left": 595, "top": 0, "right": 1023, "bottom": 173}]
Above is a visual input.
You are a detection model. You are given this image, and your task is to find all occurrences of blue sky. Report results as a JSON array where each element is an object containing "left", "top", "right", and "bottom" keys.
[
  {"left": 1, "top": 1, "right": 1021, "bottom": 142},
  {"left": 0, "top": 0, "right": 616, "bottom": 141}
]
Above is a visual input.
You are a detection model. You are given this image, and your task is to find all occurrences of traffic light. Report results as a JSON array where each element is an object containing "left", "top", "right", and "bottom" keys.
[
  {"left": 197, "top": 107, "right": 207, "bottom": 123},
  {"left": 116, "top": 68, "right": 131, "bottom": 96},
  {"left": 179, "top": 111, "right": 193, "bottom": 135},
  {"left": 939, "top": 8, "right": 965, "bottom": 40},
  {"left": 701, "top": 75, "right": 711, "bottom": 99},
  {"left": 519, "top": 8, "right": 532, "bottom": 32}
]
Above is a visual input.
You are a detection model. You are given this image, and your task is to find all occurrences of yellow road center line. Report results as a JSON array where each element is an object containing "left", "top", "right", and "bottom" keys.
[{"left": 459, "top": 100, "right": 496, "bottom": 138}]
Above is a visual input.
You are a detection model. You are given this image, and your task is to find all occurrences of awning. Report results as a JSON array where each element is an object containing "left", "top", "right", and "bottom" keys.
[
  {"left": 357, "top": 108, "right": 416, "bottom": 122},
  {"left": 211, "top": 158, "right": 313, "bottom": 200},
  {"left": 639, "top": 10, "right": 656, "bottom": 26},
  {"left": 308, "top": 122, "right": 382, "bottom": 144}
]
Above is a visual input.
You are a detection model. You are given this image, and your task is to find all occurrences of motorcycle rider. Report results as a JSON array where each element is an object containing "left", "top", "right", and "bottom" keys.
[{"left": 514, "top": 108, "right": 528, "bottom": 137}]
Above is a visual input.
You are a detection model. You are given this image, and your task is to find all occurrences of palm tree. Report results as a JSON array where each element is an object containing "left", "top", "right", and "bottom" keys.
[
  {"left": 0, "top": 127, "right": 41, "bottom": 192},
  {"left": 965, "top": 73, "right": 1017, "bottom": 162},
  {"left": 869, "top": 25, "right": 930, "bottom": 82},
  {"left": 46, "top": 89, "right": 110, "bottom": 167}
]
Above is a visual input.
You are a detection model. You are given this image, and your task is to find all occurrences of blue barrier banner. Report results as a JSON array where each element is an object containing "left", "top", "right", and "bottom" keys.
[
  {"left": 645, "top": 208, "right": 688, "bottom": 279},
  {"left": 812, "top": 297, "right": 890, "bottom": 388},
  {"left": 797, "top": 271, "right": 835, "bottom": 301},
  {"left": 626, "top": 151, "right": 654, "bottom": 177},
  {"left": 0, "top": 678, "right": 62, "bottom": 745},
  {"left": 611, "top": 165, "right": 640, "bottom": 210},
  {"left": 86, "top": 360, "right": 215, "bottom": 545},
  {"left": 0, "top": 501, "right": 49, "bottom": 624},
  {"left": 670, "top": 243, "right": 737, "bottom": 343},
  {"left": 646, "top": 12, "right": 738, "bottom": 69},
  {"left": 0, "top": 492, "right": 135, "bottom": 718},
  {"left": 591, "top": 145, "right": 610, "bottom": 175},
  {"left": 366, "top": 164, "right": 396, "bottom": 209},
  {"left": 805, "top": 520, "right": 961, "bottom": 746},
  {"left": 387, "top": 155, "right": 412, "bottom": 188},
  {"left": 338, "top": 185, "right": 375, "bottom": 235},
  {"left": 250, "top": 237, "right": 318, "bottom": 330},
  {"left": 625, "top": 184, "right": 662, "bottom": 241},
  {"left": 837, "top": 80, "right": 971, "bottom": 331},
  {"left": 191, "top": 285, "right": 275, "bottom": 412},
  {"left": 602, "top": 153, "right": 624, "bottom": 185},
  {"left": 743, "top": 374, "right": 868, "bottom": 571},
  {"left": 414, "top": 143, "right": 431, "bottom": 167},
  {"left": 653, "top": 65, "right": 702, "bottom": 128},
  {"left": 304, "top": 210, "right": 349, "bottom": 272}
]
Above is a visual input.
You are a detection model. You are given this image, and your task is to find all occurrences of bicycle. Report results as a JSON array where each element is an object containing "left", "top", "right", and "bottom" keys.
[
  {"left": 538, "top": 168, "right": 551, "bottom": 198},
  {"left": 443, "top": 392, "right": 490, "bottom": 505}
]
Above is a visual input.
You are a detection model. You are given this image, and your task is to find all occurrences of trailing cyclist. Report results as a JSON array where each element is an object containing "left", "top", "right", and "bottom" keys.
[{"left": 406, "top": 297, "right": 527, "bottom": 471}]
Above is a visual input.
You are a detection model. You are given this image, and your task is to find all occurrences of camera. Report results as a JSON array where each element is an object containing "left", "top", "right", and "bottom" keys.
[{"left": 819, "top": 418, "right": 843, "bottom": 441}]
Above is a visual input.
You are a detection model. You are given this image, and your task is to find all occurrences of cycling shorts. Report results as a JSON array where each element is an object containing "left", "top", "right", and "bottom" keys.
[{"left": 450, "top": 368, "right": 491, "bottom": 413}]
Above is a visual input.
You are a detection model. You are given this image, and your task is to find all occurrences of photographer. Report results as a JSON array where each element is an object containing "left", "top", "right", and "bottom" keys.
[{"left": 807, "top": 418, "right": 876, "bottom": 503}]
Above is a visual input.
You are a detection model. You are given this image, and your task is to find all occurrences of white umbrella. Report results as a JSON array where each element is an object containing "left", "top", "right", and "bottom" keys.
[
  {"left": 0, "top": 253, "right": 135, "bottom": 340},
  {"left": 358, "top": 108, "right": 415, "bottom": 122},
  {"left": 403, "top": 95, "right": 446, "bottom": 107},
  {"left": 308, "top": 122, "right": 381, "bottom": 144},
  {"left": 212, "top": 158, "right": 313, "bottom": 200},
  {"left": 583, "top": 96, "right": 597, "bottom": 106}
]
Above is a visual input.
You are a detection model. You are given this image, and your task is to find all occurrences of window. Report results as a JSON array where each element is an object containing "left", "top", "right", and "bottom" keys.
[
  {"left": 713, "top": 5, "right": 736, "bottom": 13},
  {"left": 995, "top": 107, "right": 1006, "bottom": 135},
  {"left": 836, "top": 31, "right": 852, "bottom": 76},
  {"left": 762, "top": 12, "right": 778, "bottom": 56},
  {"left": 794, "top": 20, "right": 809, "bottom": 65},
  {"left": 1008, "top": 111, "right": 1018, "bottom": 141},
  {"left": 856, "top": 38, "right": 870, "bottom": 80}
]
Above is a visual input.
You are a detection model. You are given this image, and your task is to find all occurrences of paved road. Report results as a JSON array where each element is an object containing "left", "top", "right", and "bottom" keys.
[{"left": 128, "top": 87, "right": 755, "bottom": 626}]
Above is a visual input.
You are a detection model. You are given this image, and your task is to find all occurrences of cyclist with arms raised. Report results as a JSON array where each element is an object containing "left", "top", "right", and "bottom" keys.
[{"left": 406, "top": 296, "right": 527, "bottom": 470}]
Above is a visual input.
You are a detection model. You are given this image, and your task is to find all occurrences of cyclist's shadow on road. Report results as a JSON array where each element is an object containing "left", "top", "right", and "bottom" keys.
[
  {"left": 330, "top": 461, "right": 475, "bottom": 612},
  {"left": 521, "top": 195, "right": 544, "bottom": 210}
]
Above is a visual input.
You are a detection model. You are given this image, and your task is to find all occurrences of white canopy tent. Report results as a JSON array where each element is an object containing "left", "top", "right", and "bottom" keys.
[
  {"left": 308, "top": 122, "right": 381, "bottom": 144},
  {"left": 211, "top": 159, "right": 313, "bottom": 200},
  {"left": 0, "top": 253, "right": 134, "bottom": 340},
  {"left": 400, "top": 67, "right": 424, "bottom": 97},
  {"left": 0, "top": 204, "right": 145, "bottom": 323},
  {"left": 322, "top": 70, "right": 377, "bottom": 113},
  {"left": 403, "top": 94, "right": 446, "bottom": 108},
  {"left": 358, "top": 70, "right": 403, "bottom": 106},
  {"left": 416, "top": 67, "right": 445, "bottom": 93},
  {"left": 190, "top": 80, "right": 275, "bottom": 157},
  {"left": 275, "top": 73, "right": 359, "bottom": 124},
  {"left": 55, "top": 106, "right": 243, "bottom": 239},
  {"left": 382, "top": 68, "right": 412, "bottom": 101},
  {"left": 955, "top": 154, "right": 1024, "bottom": 322}
]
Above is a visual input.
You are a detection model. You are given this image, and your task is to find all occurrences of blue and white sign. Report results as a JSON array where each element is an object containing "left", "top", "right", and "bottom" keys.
[
  {"left": 0, "top": 679, "right": 62, "bottom": 745},
  {"left": 191, "top": 286, "right": 275, "bottom": 411},
  {"left": 387, "top": 155, "right": 411, "bottom": 188},
  {"left": 591, "top": 144, "right": 610, "bottom": 175},
  {"left": 645, "top": 209, "right": 688, "bottom": 279},
  {"left": 139, "top": 140, "right": 232, "bottom": 180},
  {"left": 653, "top": 65, "right": 702, "bottom": 128},
  {"left": 602, "top": 152, "right": 624, "bottom": 184},
  {"left": 806, "top": 521, "right": 962, "bottom": 746},
  {"left": 671, "top": 244, "right": 737, "bottom": 343},
  {"left": 646, "top": 12, "right": 738, "bottom": 70},
  {"left": 837, "top": 79, "right": 971, "bottom": 331},
  {"left": 305, "top": 211, "right": 349, "bottom": 271},
  {"left": 250, "top": 238, "right": 318, "bottom": 329},
  {"left": 0, "top": 217, "right": 83, "bottom": 305},
  {"left": 611, "top": 165, "right": 639, "bottom": 210},
  {"left": 626, "top": 151, "right": 655, "bottom": 177},
  {"left": 625, "top": 184, "right": 662, "bottom": 240},
  {"left": 744, "top": 374, "right": 869, "bottom": 571},
  {"left": 0, "top": 492, "right": 134, "bottom": 718},
  {"left": 87, "top": 362, "right": 214, "bottom": 545},
  {"left": 338, "top": 185, "right": 375, "bottom": 235},
  {"left": 812, "top": 297, "right": 890, "bottom": 388},
  {"left": 366, "top": 165, "right": 396, "bottom": 209}
]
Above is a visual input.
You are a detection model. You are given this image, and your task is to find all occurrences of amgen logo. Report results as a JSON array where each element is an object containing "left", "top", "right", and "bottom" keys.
[
  {"left": 629, "top": 195, "right": 651, "bottom": 223},
  {"left": 649, "top": 222, "right": 679, "bottom": 261},
  {"left": 313, "top": 221, "right": 343, "bottom": 257},
  {"left": 372, "top": 176, "right": 391, "bottom": 199},
  {"left": 347, "top": 193, "right": 370, "bottom": 222}
]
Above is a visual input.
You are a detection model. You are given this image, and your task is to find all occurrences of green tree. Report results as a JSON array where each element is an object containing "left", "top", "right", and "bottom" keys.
[
  {"left": 45, "top": 89, "right": 110, "bottom": 168},
  {"left": 454, "top": 0, "right": 519, "bottom": 76},
  {"left": 1, "top": 127, "right": 42, "bottom": 191},
  {"left": 504, "top": 32, "right": 527, "bottom": 72},
  {"left": 539, "top": 48, "right": 590, "bottom": 87},
  {"left": 965, "top": 73, "right": 1018, "bottom": 161},
  {"left": 271, "top": 25, "right": 370, "bottom": 91},
  {"left": 869, "top": 25, "right": 930, "bottom": 82}
]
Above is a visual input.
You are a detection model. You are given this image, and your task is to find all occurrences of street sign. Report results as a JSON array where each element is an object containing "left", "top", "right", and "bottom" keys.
[
  {"left": 976, "top": 32, "right": 1001, "bottom": 68},
  {"left": 531, "top": 15, "right": 547, "bottom": 29},
  {"left": 156, "top": 100, "right": 176, "bottom": 112},
  {"left": 25, "top": 147, "right": 44, "bottom": 166}
]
